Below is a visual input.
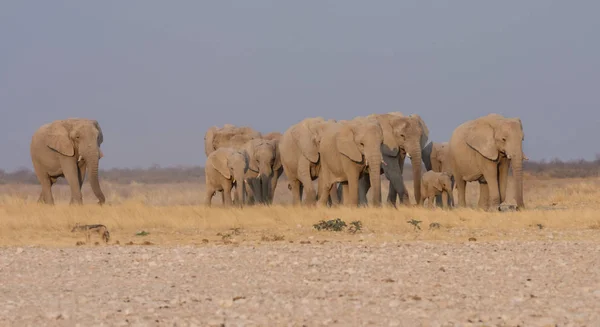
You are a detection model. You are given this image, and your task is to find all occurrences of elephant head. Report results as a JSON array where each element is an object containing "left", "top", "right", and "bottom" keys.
[
  {"left": 385, "top": 114, "right": 429, "bottom": 204},
  {"left": 466, "top": 114, "right": 525, "bottom": 207},
  {"left": 422, "top": 142, "right": 450, "bottom": 173},
  {"left": 338, "top": 119, "right": 384, "bottom": 206},
  {"left": 46, "top": 119, "right": 106, "bottom": 204},
  {"left": 244, "top": 139, "right": 281, "bottom": 204},
  {"left": 289, "top": 117, "right": 332, "bottom": 164},
  {"left": 210, "top": 148, "right": 249, "bottom": 206},
  {"left": 204, "top": 124, "right": 262, "bottom": 157}
]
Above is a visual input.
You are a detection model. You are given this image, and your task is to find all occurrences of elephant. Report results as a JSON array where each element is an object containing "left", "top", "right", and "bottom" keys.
[
  {"left": 420, "top": 171, "right": 454, "bottom": 209},
  {"left": 260, "top": 132, "right": 284, "bottom": 204},
  {"left": 204, "top": 124, "right": 262, "bottom": 157},
  {"left": 279, "top": 117, "right": 338, "bottom": 205},
  {"left": 340, "top": 113, "right": 429, "bottom": 207},
  {"left": 240, "top": 138, "right": 281, "bottom": 205},
  {"left": 204, "top": 147, "right": 248, "bottom": 207},
  {"left": 30, "top": 118, "right": 106, "bottom": 205},
  {"left": 448, "top": 113, "right": 525, "bottom": 211},
  {"left": 421, "top": 141, "right": 454, "bottom": 207},
  {"left": 317, "top": 118, "right": 389, "bottom": 207}
]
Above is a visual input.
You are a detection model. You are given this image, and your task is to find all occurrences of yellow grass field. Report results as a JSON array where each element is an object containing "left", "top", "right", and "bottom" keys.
[{"left": 1, "top": 175, "right": 600, "bottom": 247}]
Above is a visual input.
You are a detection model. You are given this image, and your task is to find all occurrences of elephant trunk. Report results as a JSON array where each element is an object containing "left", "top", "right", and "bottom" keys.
[
  {"left": 512, "top": 155, "right": 525, "bottom": 209},
  {"left": 382, "top": 155, "right": 405, "bottom": 205},
  {"left": 408, "top": 144, "right": 423, "bottom": 204},
  {"left": 366, "top": 151, "right": 382, "bottom": 207},
  {"left": 83, "top": 149, "right": 105, "bottom": 205},
  {"left": 259, "top": 174, "right": 272, "bottom": 205}
]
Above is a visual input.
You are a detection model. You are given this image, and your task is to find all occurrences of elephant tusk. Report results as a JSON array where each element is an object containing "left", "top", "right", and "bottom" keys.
[
  {"left": 406, "top": 153, "right": 412, "bottom": 159},
  {"left": 381, "top": 160, "right": 387, "bottom": 166},
  {"left": 506, "top": 154, "right": 512, "bottom": 160},
  {"left": 78, "top": 155, "right": 83, "bottom": 162}
]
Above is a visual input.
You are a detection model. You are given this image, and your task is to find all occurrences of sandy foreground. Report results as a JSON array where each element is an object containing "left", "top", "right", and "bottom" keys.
[{"left": 1, "top": 241, "right": 599, "bottom": 327}]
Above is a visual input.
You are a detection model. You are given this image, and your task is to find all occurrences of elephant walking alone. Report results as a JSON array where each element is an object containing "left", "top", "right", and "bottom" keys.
[{"left": 30, "top": 118, "right": 106, "bottom": 205}]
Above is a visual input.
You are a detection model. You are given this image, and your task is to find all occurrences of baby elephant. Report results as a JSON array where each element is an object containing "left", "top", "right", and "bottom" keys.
[
  {"left": 420, "top": 171, "right": 454, "bottom": 209},
  {"left": 204, "top": 147, "right": 248, "bottom": 207}
]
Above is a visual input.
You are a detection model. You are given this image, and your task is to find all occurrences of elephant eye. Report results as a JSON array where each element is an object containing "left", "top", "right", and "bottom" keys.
[{"left": 502, "top": 137, "right": 506, "bottom": 142}]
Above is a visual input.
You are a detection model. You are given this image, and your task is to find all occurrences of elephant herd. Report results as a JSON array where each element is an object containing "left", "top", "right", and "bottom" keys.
[
  {"left": 28, "top": 113, "right": 526, "bottom": 211},
  {"left": 202, "top": 112, "right": 526, "bottom": 211}
]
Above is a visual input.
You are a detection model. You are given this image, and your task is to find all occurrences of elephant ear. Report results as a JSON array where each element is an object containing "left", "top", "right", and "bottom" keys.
[
  {"left": 211, "top": 150, "right": 231, "bottom": 179},
  {"left": 271, "top": 140, "right": 282, "bottom": 171},
  {"left": 204, "top": 127, "right": 217, "bottom": 157},
  {"left": 421, "top": 141, "right": 433, "bottom": 171},
  {"left": 244, "top": 140, "right": 260, "bottom": 172},
  {"left": 466, "top": 122, "right": 498, "bottom": 161},
  {"left": 336, "top": 125, "right": 362, "bottom": 162},
  {"left": 88, "top": 120, "right": 104, "bottom": 145},
  {"left": 291, "top": 124, "right": 319, "bottom": 163},
  {"left": 46, "top": 122, "right": 74, "bottom": 157}
]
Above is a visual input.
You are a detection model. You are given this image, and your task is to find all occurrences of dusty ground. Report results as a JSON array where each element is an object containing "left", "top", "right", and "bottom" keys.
[
  {"left": 2, "top": 177, "right": 600, "bottom": 326},
  {"left": 1, "top": 240, "right": 600, "bottom": 327}
]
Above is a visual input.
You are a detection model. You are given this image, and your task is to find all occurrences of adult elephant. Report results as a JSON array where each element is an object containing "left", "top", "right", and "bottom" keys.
[
  {"left": 317, "top": 118, "right": 391, "bottom": 207},
  {"left": 241, "top": 138, "right": 281, "bottom": 205},
  {"left": 279, "top": 117, "right": 337, "bottom": 206},
  {"left": 204, "top": 124, "right": 262, "bottom": 157},
  {"left": 261, "top": 132, "right": 284, "bottom": 204},
  {"left": 343, "top": 113, "right": 429, "bottom": 207},
  {"left": 421, "top": 141, "right": 454, "bottom": 207},
  {"left": 448, "top": 113, "right": 525, "bottom": 211},
  {"left": 30, "top": 118, "right": 106, "bottom": 205}
]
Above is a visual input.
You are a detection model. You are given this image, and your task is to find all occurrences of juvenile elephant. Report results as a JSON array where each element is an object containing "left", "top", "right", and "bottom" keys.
[
  {"left": 421, "top": 141, "right": 454, "bottom": 207},
  {"left": 241, "top": 138, "right": 281, "bottom": 205},
  {"left": 204, "top": 147, "right": 248, "bottom": 207},
  {"left": 420, "top": 171, "right": 454, "bottom": 209},
  {"left": 317, "top": 118, "right": 388, "bottom": 207},
  {"left": 344, "top": 113, "right": 429, "bottom": 207},
  {"left": 30, "top": 118, "right": 106, "bottom": 205},
  {"left": 204, "top": 124, "right": 262, "bottom": 157},
  {"left": 260, "top": 132, "right": 284, "bottom": 204},
  {"left": 448, "top": 113, "right": 525, "bottom": 211},
  {"left": 279, "top": 117, "right": 337, "bottom": 205}
]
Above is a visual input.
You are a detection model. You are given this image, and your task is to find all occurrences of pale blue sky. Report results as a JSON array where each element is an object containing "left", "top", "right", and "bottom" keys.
[{"left": 1, "top": 1, "right": 599, "bottom": 170}]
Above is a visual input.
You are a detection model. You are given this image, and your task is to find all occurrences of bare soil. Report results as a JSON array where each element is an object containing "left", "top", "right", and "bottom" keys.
[{"left": 1, "top": 241, "right": 599, "bottom": 327}]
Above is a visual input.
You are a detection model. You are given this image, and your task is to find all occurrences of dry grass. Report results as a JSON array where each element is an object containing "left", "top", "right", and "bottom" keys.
[{"left": 1, "top": 176, "right": 600, "bottom": 247}]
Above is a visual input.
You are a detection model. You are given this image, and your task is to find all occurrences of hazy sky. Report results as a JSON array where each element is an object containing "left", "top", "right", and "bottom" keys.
[{"left": 1, "top": 1, "right": 599, "bottom": 171}]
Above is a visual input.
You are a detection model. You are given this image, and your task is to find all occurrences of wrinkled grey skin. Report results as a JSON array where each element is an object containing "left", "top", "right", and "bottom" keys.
[
  {"left": 30, "top": 118, "right": 106, "bottom": 205},
  {"left": 422, "top": 141, "right": 454, "bottom": 207}
]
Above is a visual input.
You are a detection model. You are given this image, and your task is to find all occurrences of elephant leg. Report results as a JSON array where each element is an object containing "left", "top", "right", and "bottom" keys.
[
  {"left": 387, "top": 183, "right": 397, "bottom": 207},
  {"left": 341, "top": 183, "right": 350, "bottom": 205},
  {"left": 298, "top": 160, "right": 316, "bottom": 205},
  {"left": 483, "top": 174, "right": 501, "bottom": 211},
  {"left": 222, "top": 183, "right": 233, "bottom": 206},
  {"left": 33, "top": 163, "right": 54, "bottom": 205},
  {"left": 329, "top": 185, "right": 340, "bottom": 206},
  {"left": 455, "top": 176, "right": 467, "bottom": 208},
  {"left": 289, "top": 178, "right": 302, "bottom": 205},
  {"left": 442, "top": 192, "right": 449, "bottom": 210},
  {"left": 358, "top": 174, "right": 370, "bottom": 207},
  {"left": 498, "top": 158, "right": 510, "bottom": 204},
  {"left": 478, "top": 182, "right": 489, "bottom": 209},
  {"left": 434, "top": 193, "right": 443, "bottom": 208},
  {"left": 430, "top": 196, "right": 436, "bottom": 208},
  {"left": 205, "top": 187, "right": 215, "bottom": 207},
  {"left": 449, "top": 176, "right": 455, "bottom": 207},
  {"left": 336, "top": 183, "right": 344, "bottom": 204},
  {"left": 60, "top": 157, "right": 83, "bottom": 205},
  {"left": 317, "top": 176, "right": 333, "bottom": 207},
  {"left": 346, "top": 176, "right": 360, "bottom": 207},
  {"left": 245, "top": 180, "right": 256, "bottom": 205}
]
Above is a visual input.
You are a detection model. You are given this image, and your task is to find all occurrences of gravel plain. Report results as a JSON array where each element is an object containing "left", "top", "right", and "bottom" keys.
[{"left": 1, "top": 241, "right": 600, "bottom": 327}]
